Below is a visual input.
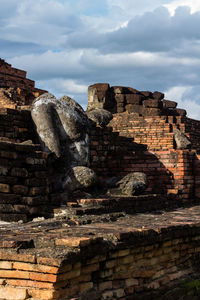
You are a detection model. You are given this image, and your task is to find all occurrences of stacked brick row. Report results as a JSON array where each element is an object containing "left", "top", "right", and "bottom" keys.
[
  {"left": 194, "top": 154, "right": 200, "bottom": 199},
  {"left": 110, "top": 115, "right": 174, "bottom": 151},
  {"left": 0, "top": 108, "right": 36, "bottom": 143},
  {"left": 0, "top": 58, "right": 46, "bottom": 107},
  {"left": 183, "top": 118, "right": 200, "bottom": 153},
  {"left": 0, "top": 87, "right": 40, "bottom": 109},
  {"left": 0, "top": 58, "right": 44, "bottom": 93},
  {"left": 89, "top": 125, "right": 195, "bottom": 199},
  {"left": 0, "top": 141, "right": 51, "bottom": 222},
  {"left": 89, "top": 126, "right": 145, "bottom": 177},
  {"left": 87, "top": 83, "right": 186, "bottom": 116},
  {"left": 0, "top": 219, "right": 200, "bottom": 299}
]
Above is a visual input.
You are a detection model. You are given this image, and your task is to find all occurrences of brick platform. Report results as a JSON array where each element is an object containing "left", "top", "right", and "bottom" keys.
[{"left": 0, "top": 206, "right": 200, "bottom": 299}]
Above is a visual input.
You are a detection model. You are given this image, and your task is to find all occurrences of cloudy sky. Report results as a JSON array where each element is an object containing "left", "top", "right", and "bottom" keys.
[{"left": 1, "top": 0, "right": 200, "bottom": 118}]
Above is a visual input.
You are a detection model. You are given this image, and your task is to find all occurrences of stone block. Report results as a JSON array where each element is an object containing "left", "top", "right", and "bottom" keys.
[
  {"left": 143, "top": 99, "right": 162, "bottom": 108},
  {"left": 153, "top": 91, "right": 164, "bottom": 100},
  {"left": 0, "top": 183, "right": 10, "bottom": 193},
  {"left": 125, "top": 94, "right": 143, "bottom": 105},
  {"left": 112, "top": 86, "right": 139, "bottom": 95},
  {"left": 175, "top": 108, "right": 187, "bottom": 116},
  {"left": 115, "top": 94, "right": 125, "bottom": 103},
  {"left": 111, "top": 86, "right": 125, "bottom": 94},
  {"left": 162, "top": 99, "right": 177, "bottom": 108},
  {"left": 142, "top": 107, "right": 162, "bottom": 116},
  {"left": 125, "top": 104, "right": 143, "bottom": 114},
  {"left": 140, "top": 91, "right": 153, "bottom": 97},
  {"left": 88, "top": 83, "right": 114, "bottom": 111}
]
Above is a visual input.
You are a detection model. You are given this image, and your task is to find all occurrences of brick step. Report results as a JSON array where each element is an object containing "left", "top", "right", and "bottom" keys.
[{"left": 56, "top": 194, "right": 188, "bottom": 216}]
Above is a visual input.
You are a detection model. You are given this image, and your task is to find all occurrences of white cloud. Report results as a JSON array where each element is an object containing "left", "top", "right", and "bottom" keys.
[
  {"left": 165, "top": 86, "right": 200, "bottom": 120},
  {"left": 81, "top": 50, "right": 200, "bottom": 69},
  {"left": 8, "top": 50, "right": 88, "bottom": 80},
  {"left": 165, "top": 0, "right": 200, "bottom": 15},
  {"left": 40, "top": 78, "right": 88, "bottom": 95},
  {"left": 1, "top": 0, "right": 200, "bottom": 118},
  {"left": 108, "top": 0, "right": 172, "bottom": 17}
]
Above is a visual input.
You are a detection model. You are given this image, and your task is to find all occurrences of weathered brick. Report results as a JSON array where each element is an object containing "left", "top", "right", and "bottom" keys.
[
  {"left": 0, "top": 261, "right": 12, "bottom": 269},
  {"left": 0, "top": 252, "right": 36, "bottom": 263},
  {"left": 6, "top": 279, "right": 54, "bottom": 289},
  {"left": 0, "top": 270, "right": 30, "bottom": 279},
  {"left": 80, "top": 282, "right": 93, "bottom": 293},
  {"left": 29, "top": 272, "right": 57, "bottom": 282},
  {"left": 125, "top": 278, "right": 139, "bottom": 287},
  {"left": 57, "top": 269, "right": 80, "bottom": 281},
  {"left": 0, "top": 183, "right": 10, "bottom": 193},
  {"left": 82, "top": 263, "right": 99, "bottom": 274},
  {"left": 13, "top": 262, "right": 59, "bottom": 274},
  {"left": 99, "top": 281, "right": 112, "bottom": 291},
  {"left": 28, "top": 288, "right": 56, "bottom": 299},
  {"left": 55, "top": 237, "right": 91, "bottom": 247},
  {"left": 0, "top": 286, "right": 28, "bottom": 300}
]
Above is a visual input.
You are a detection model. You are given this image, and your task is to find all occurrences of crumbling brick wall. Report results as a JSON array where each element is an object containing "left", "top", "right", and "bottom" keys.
[
  {"left": 0, "top": 141, "right": 50, "bottom": 222},
  {"left": 0, "top": 58, "right": 46, "bottom": 107},
  {"left": 89, "top": 126, "right": 195, "bottom": 200},
  {"left": 0, "top": 108, "right": 36, "bottom": 143}
]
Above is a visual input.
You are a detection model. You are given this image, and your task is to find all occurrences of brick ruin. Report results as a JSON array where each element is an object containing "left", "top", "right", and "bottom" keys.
[
  {"left": 0, "top": 59, "right": 46, "bottom": 108},
  {"left": 0, "top": 61, "right": 200, "bottom": 299}
]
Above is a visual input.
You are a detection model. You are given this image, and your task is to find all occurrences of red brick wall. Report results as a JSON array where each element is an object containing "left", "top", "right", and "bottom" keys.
[
  {"left": 109, "top": 114, "right": 174, "bottom": 151},
  {"left": 183, "top": 118, "right": 200, "bottom": 153},
  {"left": 0, "top": 108, "right": 37, "bottom": 142},
  {"left": 110, "top": 113, "right": 200, "bottom": 153},
  {"left": 0, "top": 59, "right": 46, "bottom": 107},
  {"left": 0, "top": 141, "right": 51, "bottom": 222},
  {"left": 194, "top": 153, "right": 200, "bottom": 199},
  {"left": 89, "top": 126, "right": 196, "bottom": 200}
]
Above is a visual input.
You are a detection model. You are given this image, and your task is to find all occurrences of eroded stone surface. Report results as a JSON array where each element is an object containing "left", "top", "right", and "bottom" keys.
[
  {"left": 63, "top": 166, "right": 98, "bottom": 192},
  {"left": 174, "top": 129, "right": 191, "bottom": 149},
  {"left": 86, "top": 108, "right": 113, "bottom": 127},
  {"left": 119, "top": 172, "right": 148, "bottom": 196},
  {"left": 31, "top": 93, "right": 99, "bottom": 194},
  {"left": 31, "top": 93, "right": 90, "bottom": 164}
]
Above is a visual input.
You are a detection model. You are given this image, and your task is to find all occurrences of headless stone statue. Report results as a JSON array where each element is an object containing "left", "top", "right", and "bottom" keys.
[{"left": 31, "top": 93, "right": 97, "bottom": 193}]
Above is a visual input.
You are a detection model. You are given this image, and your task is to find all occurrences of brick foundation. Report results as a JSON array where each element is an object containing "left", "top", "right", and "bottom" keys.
[{"left": 0, "top": 207, "right": 200, "bottom": 299}]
